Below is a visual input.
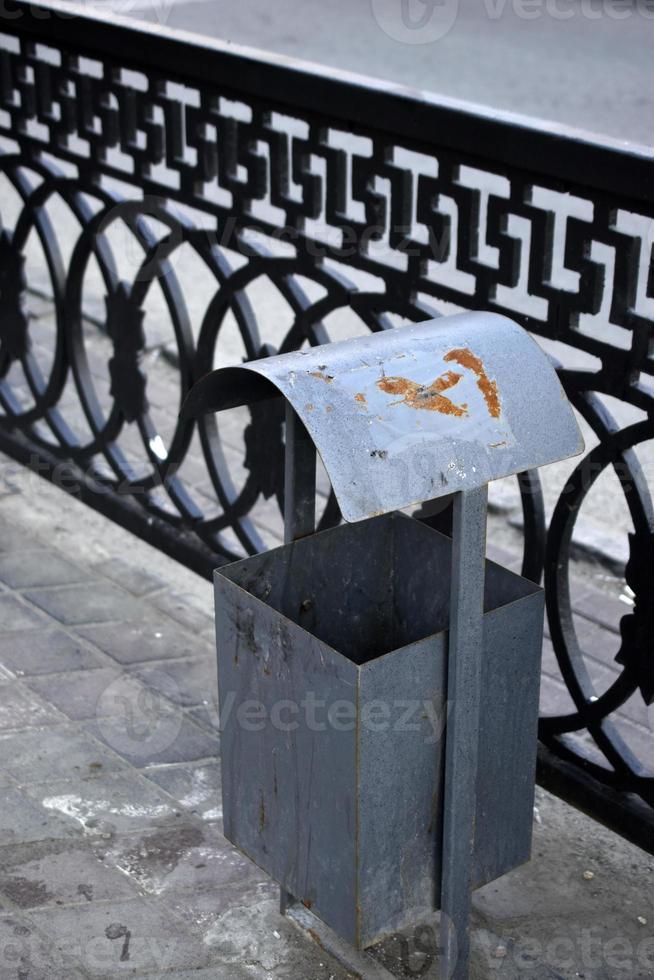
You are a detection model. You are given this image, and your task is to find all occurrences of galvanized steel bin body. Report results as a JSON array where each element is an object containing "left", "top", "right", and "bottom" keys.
[
  {"left": 214, "top": 512, "right": 544, "bottom": 948},
  {"left": 186, "top": 310, "right": 582, "bottom": 962}
]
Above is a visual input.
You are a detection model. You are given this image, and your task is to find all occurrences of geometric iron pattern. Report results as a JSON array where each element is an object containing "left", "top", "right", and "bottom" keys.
[{"left": 0, "top": 3, "right": 652, "bottom": 848}]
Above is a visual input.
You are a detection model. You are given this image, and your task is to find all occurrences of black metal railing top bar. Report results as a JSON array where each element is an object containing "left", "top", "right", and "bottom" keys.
[
  {"left": 0, "top": 0, "right": 652, "bottom": 852},
  {"left": 4, "top": 0, "right": 654, "bottom": 204}
]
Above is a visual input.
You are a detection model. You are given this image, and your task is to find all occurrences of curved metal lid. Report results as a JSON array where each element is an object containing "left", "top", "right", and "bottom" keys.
[{"left": 183, "top": 312, "right": 583, "bottom": 522}]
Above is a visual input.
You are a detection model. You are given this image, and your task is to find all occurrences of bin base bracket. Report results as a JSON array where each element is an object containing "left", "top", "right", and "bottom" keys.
[{"left": 283, "top": 900, "right": 396, "bottom": 980}]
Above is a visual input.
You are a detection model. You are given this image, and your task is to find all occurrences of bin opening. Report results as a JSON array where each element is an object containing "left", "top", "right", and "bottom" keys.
[{"left": 216, "top": 512, "right": 540, "bottom": 667}]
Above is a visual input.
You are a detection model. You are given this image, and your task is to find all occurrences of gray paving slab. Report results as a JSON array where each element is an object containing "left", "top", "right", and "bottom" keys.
[
  {"left": 128, "top": 657, "right": 217, "bottom": 708},
  {"left": 0, "top": 725, "right": 127, "bottom": 784},
  {"left": 84, "top": 712, "right": 217, "bottom": 767},
  {"left": 0, "top": 838, "right": 141, "bottom": 910},
  {"left": 90, "top": 821, "right": 260, "bottom": 899},
  {"left": 164, "top": 881, "right": 357, "bottom": 980},
  {"left": 23, "top": 771, "right": 182, "bottom": 836},
  {"left": 186, "top": 702, "right": 221, "bottom": 735},
  {"left": 0, "top": 450, "right": 650, "bottom": 980},
  {"left": 126, "top": 964, "right": 270, "bottom": 980},
  {"left": 0, "top": 549, "right": 89, "bottom": 590},
  {"left": 0, "top": 629, "right": 106, "bottom": 677},
  {"left": 29, "top": 896, "right": 213, "bottom": 975},
  {"left": 142, "top": 762, "right": 223, "bottom": 821},
  {"left": 0, "top": 912, "right": 89, "bottom": 979},
  {"left": 574, "top": 588, "right": 628, "bottom": 635},
  {"left": 0, "top": 786, "right": 74, "bottom": 846},
  {"left": 92, "top": 556, "right": 165, "bottom": 597},
  {"left": 147, "top": 588, "right": 215, "bottom": 635},
  {"left": 25, "top": 667, "right": 156, "bottom": 723},
  {"left": 0, "top": 595, "right": 51, "bottom": 632},
  {"left": 0, "top": 518, "right": 37, "bottom": 552},
  {"left": 23, "top": 583, "right": 143, "bottom": 627},
  {"left": 538, "top": 672, "right": 577, "bottom": 717},
  {"left": 575, "top": 616, "right": 623, "bottom": 664},
  {"left": 76, "top": 616, "right": 210, "bottom": 666},
  {"left": 0, "top": 682, "right": 67, "bottom": 731}
]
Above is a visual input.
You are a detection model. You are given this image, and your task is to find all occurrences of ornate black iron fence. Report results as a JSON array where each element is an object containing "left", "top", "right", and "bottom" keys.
[{"left": 0, "top": 0, "right": 652, "bottom": 850}]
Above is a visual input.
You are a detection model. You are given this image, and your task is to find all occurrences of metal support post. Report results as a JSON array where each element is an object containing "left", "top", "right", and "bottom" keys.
[
  {"left": 440, "top": 485, "right": 488, "bottom": 980},
  {"left": 281, "top": 403, "right": 316, "bottom": 915}
]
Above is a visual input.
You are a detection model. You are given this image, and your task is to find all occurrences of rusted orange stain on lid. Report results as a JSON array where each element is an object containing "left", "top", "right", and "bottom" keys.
[
  {"left": 354, "top": 392, "right": 367, "bottom": 405},
  {"left": 308, "top": 370, "right": 334, "bottom": 383},
  {"left": 377, "top": 369, "right": 468, "bottom": 417},
  {"left": 443, "top": 347, "right": 501, "bottom": 418}
]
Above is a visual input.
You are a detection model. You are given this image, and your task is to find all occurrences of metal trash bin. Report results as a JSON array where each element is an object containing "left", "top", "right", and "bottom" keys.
[{"left": 183, "top": 311, "right": 583, "bottom": 978}]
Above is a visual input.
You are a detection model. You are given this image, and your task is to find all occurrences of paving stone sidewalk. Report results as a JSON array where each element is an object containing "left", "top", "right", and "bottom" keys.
[{"left": 0, "top": 454, "right": 652, "bottom": 980}]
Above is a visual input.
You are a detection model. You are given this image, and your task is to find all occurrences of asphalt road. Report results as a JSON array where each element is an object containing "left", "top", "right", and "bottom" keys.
[{"left": 112, "top": 0, "right": 654, "bottom": 144}]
